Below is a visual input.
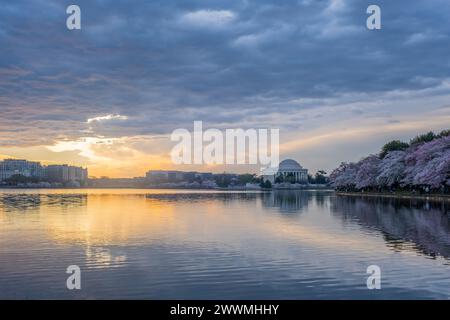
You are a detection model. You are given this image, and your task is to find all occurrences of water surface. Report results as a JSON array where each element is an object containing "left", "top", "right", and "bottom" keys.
[{"left": 0, "top": 189, "right": 449, "bottom": 299}]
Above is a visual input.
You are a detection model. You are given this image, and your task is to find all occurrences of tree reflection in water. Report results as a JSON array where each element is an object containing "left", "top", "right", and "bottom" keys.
[{"left": 330, "top": 195, "right": 450, "bottom": 260}]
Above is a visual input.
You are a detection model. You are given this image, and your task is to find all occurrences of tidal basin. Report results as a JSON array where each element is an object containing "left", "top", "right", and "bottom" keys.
[{"left": 0, "top": 189, "right": 449, "bottom": 299}]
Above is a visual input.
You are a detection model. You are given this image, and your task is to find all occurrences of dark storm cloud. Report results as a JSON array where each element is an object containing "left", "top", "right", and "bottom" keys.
[{"left": 0, "top": 0, "right": 449, "bottom": 145}]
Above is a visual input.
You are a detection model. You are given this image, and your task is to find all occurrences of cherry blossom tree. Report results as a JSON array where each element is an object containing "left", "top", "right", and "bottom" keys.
[
  {"left": 329, "top": 162, "right": 360, "bottom": 189},
  {"left": 376, "top": 150, "right": 406, "bottom": 187},
  {"left": 329, "top": 133, "right": 450, "bottom": 192},
  {"left": 355, "top": 155, "right": 380, "bottom": 189},
  {"left": 402, "top": 135, "right": 450, "bottom": 188}
]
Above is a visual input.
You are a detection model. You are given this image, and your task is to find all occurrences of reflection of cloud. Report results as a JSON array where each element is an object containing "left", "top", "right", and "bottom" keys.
[
  {"left": 85, "top": 246, "right": 127, "bottom": 269},
  {"left": 3, "top": 189, "right": 446, "bottom": 269},
  {"left": 0, "top": 190, "right": 380, "bottom": 256}
]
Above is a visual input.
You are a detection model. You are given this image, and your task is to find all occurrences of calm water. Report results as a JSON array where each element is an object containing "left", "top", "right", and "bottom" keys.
[{"left": 0, "top": 189, "right": 449, "bottom": 299}]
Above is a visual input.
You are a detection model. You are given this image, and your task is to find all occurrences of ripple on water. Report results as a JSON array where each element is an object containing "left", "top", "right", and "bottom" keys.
[{"left": 0, "top": 189, "right": 449, "bottom": 299}]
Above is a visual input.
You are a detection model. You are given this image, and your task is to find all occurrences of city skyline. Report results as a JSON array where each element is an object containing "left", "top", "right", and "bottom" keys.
[
  {"left": 0, "top": 158, "right": 88, "bottom": 182},
  {"left": 1, "top": 0, "right": 450, "bottom": 178}
]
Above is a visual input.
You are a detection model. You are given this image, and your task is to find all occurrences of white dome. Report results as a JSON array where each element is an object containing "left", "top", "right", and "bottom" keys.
[{"left": 278, "top": 159, "right": 303, "bottom": 171}]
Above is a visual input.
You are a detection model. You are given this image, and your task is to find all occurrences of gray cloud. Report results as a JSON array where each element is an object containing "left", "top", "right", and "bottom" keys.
[{"left": 0, "top": 0, "right": 450, "bottom": 147}]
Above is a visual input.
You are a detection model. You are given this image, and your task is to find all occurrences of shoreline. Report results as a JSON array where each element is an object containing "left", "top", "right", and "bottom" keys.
[
  {"left": 336, "top": 191, "right": 450, "bottom": 202},
  {"left": 0, "top": 186, "right": 334, "bottom": 191}
]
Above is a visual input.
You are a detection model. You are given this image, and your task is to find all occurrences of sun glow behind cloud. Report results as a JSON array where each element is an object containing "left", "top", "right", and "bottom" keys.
[
  {"left": 43, "top": 136, "right": 173, "bottom": 177},
  {"left": 47, "top": 137, "right": 116, "bottom": 162},
  {"left": 87, "top": 114, "right": 129, "bottom": 123}
]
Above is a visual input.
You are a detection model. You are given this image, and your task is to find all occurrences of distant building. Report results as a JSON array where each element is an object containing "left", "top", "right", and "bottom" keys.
[
  {"left": 146, "top": 170, "right": 184, "bottom": 182},
  {"left": 167, "top": 171, "right": 184, "bottom": 182},
  {"left": 261, "top": 166, "right": 278, "bottom": 184},
  {"left": 146, "top": 170, "right": 169, "bottom": 181},
  {"left": 0, "top": 159, "right": 44, "bottom": 181},
  {"left": 277, "top": 159, "right": 308, "bottom": 183},
  {"left": 146, "top": 170, "right": 214, "bottom": 182},
  {"left": 262, "top": 159, "right": 308, "bottom": 184},
  {"left": 45, "top": 164, "right": 88, "bottom": 183},
  {"left": 0, "top": 159, "right": 88, "bottom": 184},
  {"left": 182, "top": 172, "right": 197, "bottom": 182},
  {"left": 195, "top": 172, "right": 213, "bottom": 181},
  {"left": 45, "top": 165, "right": 68, "bottom": 182},
  {"left": 29, "top": 161, "right": 45, "bottom": 179}
]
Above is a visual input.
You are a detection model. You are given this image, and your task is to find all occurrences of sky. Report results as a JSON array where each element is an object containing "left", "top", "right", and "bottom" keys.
[{"left": 0, "top": 0, "right": 449, "bottom": 178}]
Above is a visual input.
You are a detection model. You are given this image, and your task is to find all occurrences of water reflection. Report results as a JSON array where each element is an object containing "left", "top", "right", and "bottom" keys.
[
  {"left": 85, "top": 245, "right": 127, "bottom": 269},
  {"left": 262, "top": 190, "right": 311, "bottom": 213},
  {"left": 0, "top": 193, "right": 87, "bottom": 212},
  {"left": 1, "top": 189, "right": 450, "bottom": 299},
  {"left": 330, "top": 195, "right": 450, "bottom": 260},
  {"left": 145, "top": 192, "right": 260, "bottom": 204}
]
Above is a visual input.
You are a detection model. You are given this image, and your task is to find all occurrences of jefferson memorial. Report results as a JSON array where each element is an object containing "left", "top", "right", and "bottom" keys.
[{"left": 262, "top": 159, "right": 309, "bottom": 184}]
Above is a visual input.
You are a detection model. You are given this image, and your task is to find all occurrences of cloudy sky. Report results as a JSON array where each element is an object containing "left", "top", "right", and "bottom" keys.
[{"left": 1, "top": 0, "right": 449, "bottom": 177}]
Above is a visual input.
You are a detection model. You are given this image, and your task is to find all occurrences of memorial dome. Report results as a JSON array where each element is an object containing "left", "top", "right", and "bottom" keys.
[{"left": 278, "top": 159, "right": 303, "bottom": 171}]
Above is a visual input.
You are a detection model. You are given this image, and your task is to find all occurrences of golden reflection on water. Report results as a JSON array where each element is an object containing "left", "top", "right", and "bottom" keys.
[
  {"left": 1, "top": 189, "right": 450, "bottom": 299},
  {"left": 0, "top": 189, "right": 389, "bottom": 258}
]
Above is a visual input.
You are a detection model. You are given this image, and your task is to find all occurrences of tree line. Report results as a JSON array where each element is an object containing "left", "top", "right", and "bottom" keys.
[{"left": 329, "top": 130, "right": 450, "bottom": 194}]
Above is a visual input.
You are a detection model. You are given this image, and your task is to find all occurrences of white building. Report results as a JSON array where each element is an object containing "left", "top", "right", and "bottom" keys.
[
  {"left": 45, "top": 165, "right": 88, "bottom": 183},
  {"left": 262, "top": 159, "right": 309, "bottom": 184},
  {"left": 0, "top": 159, "right": 44, "bottom": 181}
]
